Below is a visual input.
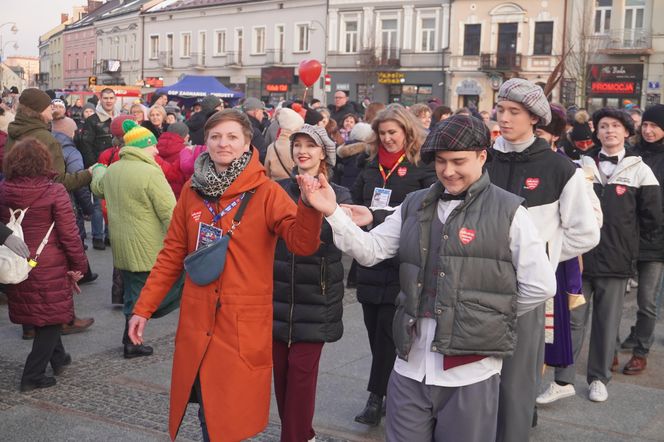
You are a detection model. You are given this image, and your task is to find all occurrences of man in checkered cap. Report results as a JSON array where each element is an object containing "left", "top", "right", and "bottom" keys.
[
  {"left": 486, "top": 78, "right": 601, "bottom": 441},
  {"left": 297, "top": 114, "right": 555, "bottom": 441}
]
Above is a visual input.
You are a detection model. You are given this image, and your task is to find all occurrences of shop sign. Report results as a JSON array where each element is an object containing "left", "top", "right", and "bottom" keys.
[
  {"left": 648, "top": 81, "right": 661, "bottom": 90},
  {"left": 265, "top": 84, "right": 289, "bottom": 92},
  {"left": 144, "top": 77, "right": 164, "bottom": 88},
  {"left": 378, "top": 72, "right": 405, "bottom": 84},
  {"left": 456, "top": 79, "right": 482, "bottom": 96},
  {"left": 336, "top": 83, "right": 350, "bottom": 91},
  {"left": 588, "top": 64, "right": 643, "bottom": 82},
  {"left": 591, "top": 82, "right": 635, "bottom": 94}
]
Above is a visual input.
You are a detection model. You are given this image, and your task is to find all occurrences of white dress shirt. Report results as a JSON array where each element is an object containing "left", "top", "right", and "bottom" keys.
[
  {"left": 325, "top": 196, "right": 556, "bottom": 387},
  {"left": 598, "top": 148, "right": 626, "bottom": 178}
]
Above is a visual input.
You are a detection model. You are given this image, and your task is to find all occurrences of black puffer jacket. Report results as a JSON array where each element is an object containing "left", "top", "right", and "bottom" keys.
[
  {"left": 273, "top": 178, "right": 352, "bottom": 344},
  {"left": 352, "top": 154, "right": 437, "bottom": 304},
  {"left": 631, "top": 139, "right": 664, "bottom": 262},
  {"left": 79, "top": 113, "right": 112, "bottom": 168}
]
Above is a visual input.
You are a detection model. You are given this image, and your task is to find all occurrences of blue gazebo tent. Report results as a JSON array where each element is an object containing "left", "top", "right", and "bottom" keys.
[{"left": 156, "top": 75, "right": 244, "bottom": 99}]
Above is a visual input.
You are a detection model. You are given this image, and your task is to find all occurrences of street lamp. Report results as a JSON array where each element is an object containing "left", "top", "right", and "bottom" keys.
[{"left": 0, "top": 21, "right": 18, "bottom": 62}]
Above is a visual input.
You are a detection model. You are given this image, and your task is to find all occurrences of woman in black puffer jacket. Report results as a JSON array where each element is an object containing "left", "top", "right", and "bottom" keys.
[
  {"left": 352, "top": 104, "right": 437, "bottom": 426},
  {"left": 273, "top": 124, "right": 352, "bottom": 442}
]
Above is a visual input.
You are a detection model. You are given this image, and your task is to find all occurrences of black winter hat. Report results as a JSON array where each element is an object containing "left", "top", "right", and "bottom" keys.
[
  {"left": 642, "top": 104, "right": 664, "bottom": 131},
  {"left": 421, "top": 114, "right": 489, "bottom": 163},
  {"left": 537, "top": 103, "right": 567, "bottom": 139},
  {"left": 304, "top": 108, "right": 324, "bottom": 126},
  {"left": 569, "top": 110, "right": 593, "bottom": 142},
  {"left": 592, "top": 107, "right": 635, "bottom": 145}
]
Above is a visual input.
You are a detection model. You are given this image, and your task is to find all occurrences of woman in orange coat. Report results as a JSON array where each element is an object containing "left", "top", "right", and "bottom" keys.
[{"left": 127, "top": 109, "right": 322, "bottom": 442}]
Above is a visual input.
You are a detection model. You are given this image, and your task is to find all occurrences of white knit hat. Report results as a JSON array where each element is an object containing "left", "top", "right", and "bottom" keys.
[
  {"left": 276, "top": 107, "right": 305, "bottom": 132},
  {"left": 349, "top": 122, "right": 373, "bottom": 143}
]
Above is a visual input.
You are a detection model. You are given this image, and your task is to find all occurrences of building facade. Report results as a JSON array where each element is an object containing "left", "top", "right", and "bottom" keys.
[
  {"left": 142, "top": 0, "right": 327, "bottom": 105},
  {"left": 93, "top": 0, "right": 160, "bottom": 87},
  {"left": 63, "top": 0, "right": 120, "bottom": 91},
  {"left": 448, "top": 0, "right": 566, "bottom": 113},
  {"left": 5, "top": 56, "right": 39, "bottom": 89},
  {"left": 326, "top": 0, "right": 450, "bottom": 106},
  {"left": 566, "top": 0, "right": 661, "bottom": 111}
]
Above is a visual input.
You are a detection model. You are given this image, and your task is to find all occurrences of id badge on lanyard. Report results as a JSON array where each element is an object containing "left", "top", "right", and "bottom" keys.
[
  {"left": 371, "top": 155, "right": 405, "bottom": 210},
  {"left": 195, "top": 195, "right": 243, "bottom": 250}
]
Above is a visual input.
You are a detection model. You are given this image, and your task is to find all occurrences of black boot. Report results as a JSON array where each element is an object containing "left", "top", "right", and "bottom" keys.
[
  {"left": 122, "top": 316, "right": 153, "bottom": 359},
  {"left": 354, "top": 393, "right": 383, "bottom": 426},
  {"left": 80, "top": 263, "right": 98, "bottom": 285}
]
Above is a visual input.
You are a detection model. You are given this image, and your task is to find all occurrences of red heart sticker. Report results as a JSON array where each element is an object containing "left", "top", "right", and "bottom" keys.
[
  {"left": 397, "top": 166, "right": 408, "bottom": 177},
  {"left": 524, "top": 177, "right": 540, "bottom": 190},
  {"left": 459, "top": 227, "right": 476, "bottom": 245},
  {"left": 615, "top": 185, "right": 627, "bottom": 196},
  {"left": 191, "top": 211, "right": 202, "bottom": 222}
]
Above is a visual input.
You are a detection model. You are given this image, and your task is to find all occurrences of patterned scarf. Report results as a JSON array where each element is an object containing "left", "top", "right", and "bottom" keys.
[{"left": 191, "top": 150, "right": 252, "bottom": 198}]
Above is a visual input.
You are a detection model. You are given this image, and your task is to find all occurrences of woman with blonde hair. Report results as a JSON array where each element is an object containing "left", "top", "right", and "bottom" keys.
[
  {"left": 142, "top": 104, "right": 168, "bottom": 139},
  {"left": 351, "top": 103, "right": 436, "bottom": 426}
]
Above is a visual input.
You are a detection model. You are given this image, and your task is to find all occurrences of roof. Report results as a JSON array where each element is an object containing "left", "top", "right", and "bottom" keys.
[
  {"left": 97, "top": 0, "right": 155, "bottom": 21},
  {"left": 66, "top": 0, "right": 123, "bottom": 31},
  {"left": 145, "top": 0, "right": 256, "bottom": 13}
]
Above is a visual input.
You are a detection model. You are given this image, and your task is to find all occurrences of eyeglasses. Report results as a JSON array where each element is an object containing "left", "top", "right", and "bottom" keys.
[{"left": 491, "top": 130, "right": 501, "bottom": 137}]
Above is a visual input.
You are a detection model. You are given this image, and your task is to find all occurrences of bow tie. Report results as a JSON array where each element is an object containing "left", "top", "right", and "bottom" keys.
[
  {"left": 599, "top": 153, "right": 619, "bottom": 164},
  {"left": 440, "top": 192, "right": 466, "bottom": 201}
]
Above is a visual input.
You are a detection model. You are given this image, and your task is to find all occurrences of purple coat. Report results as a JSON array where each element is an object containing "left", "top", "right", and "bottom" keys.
[{"left": 0, "top": 176, "right": 87, "bottom": 326}]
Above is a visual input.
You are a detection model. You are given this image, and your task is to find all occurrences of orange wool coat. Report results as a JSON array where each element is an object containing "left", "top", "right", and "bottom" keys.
[{"left": 132, "top": 150, "right": 322, "bottom": 441}]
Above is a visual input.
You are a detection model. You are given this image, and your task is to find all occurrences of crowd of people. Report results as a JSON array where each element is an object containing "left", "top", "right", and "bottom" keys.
[{"left": 0, "top": 79, "right": 663, "bottom": 442}]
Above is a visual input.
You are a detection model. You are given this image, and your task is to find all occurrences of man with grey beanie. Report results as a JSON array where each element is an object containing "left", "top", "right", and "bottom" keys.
[
  {"left": 486, "top": 78, "right": 600, "bottom": 441},
  {"left": 298, "top": 114, "right": 555, "bottom": 441}
]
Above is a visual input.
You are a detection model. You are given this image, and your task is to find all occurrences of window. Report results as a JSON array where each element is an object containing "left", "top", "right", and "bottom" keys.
[
  {"left": 533, "top": 21, "right": 553, "bottom": 55},
  {"left": 181, "top": 32, "right": 191, "bottom": 58},
  {"left": 252, "top": 27, "right": 266, "bottom": 54},
  {"left": 380, "top": 18, "right": 398, "bottom": 59},
  {"left": 295, "top": 23, "right": 310, "bottom": 52},
  {"left": 149, "top": 35, "right": 159, "bottom": 59},
  {"left": 215, "top": 30, "right": 227, "bottom": 55},
  {"left": 166, "top": 34, "right": 174, "bottom": 67},
  {"left": 132, "top": 34, "right": 136, "bottom": 60},
  {"left": 463, "top": 24, "right": 481, "bottom": 56},
  {"left": 420, "top": 16, "right": 436, "bottom": 52},
  {"left": 342, "top": 18, "right": 359, "bottom": 53},
  {"left": 275, "top": 25, "right": 285, "bottom": 62},
  {"left": 235, "top": 28, "right": 243, "bottom": 64},
  {"left": 199, "top": 31, "right": 207, "bottom": 65},
  {"left": 594, "top": 0, "right": 612, "bottom": 34}
]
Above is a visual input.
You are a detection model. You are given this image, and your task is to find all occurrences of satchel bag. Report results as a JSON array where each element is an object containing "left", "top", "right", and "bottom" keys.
[{"left": 184, "top": 189, "right": 255, "bottom": 286}]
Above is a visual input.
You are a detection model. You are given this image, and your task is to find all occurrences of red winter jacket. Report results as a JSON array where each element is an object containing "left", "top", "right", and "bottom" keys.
[
  {"left": 0, "top": 176, "right": 88, "bottom": 326},
  {"left": 156, "top": 132, "right": 186, "bottom": 198}
]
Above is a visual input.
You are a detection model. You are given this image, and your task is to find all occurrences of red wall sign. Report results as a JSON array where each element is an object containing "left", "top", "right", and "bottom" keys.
[{"left": 591, "top": 82, "right": 635, "bottom": 94}]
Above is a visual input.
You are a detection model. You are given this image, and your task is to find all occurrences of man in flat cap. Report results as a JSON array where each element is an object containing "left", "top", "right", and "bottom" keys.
[
  {"left": 298, "top": 114, "right": 556, "bottom": 441},
  {"left": 487, "top": 78, "right": 601, "bottom": 441}
]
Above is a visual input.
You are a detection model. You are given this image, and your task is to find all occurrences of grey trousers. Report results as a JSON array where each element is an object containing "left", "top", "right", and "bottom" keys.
[
  {"left": 385, "top": 370, "right": 500, "bottom": 442},
  {"left": 496, "top": 305, "right": 544, "bottom": 442},
  {"left": 555, "top": 276, "right": 628, "bottom": 385},
  {"left": 625, "top": 261, "right": 664, "bottom": 357}
]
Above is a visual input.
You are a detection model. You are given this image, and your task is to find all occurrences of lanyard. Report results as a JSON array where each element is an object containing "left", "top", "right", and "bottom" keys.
[
  {"left": 378, "top": 154, "right": 406, "bottom": 187},
  {"left": 203, "top": 193, "right": 245, "bottom": 226}
]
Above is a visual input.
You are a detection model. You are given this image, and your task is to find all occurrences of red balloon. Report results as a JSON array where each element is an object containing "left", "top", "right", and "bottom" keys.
[{"left": 299, "top": 59, "right": 322, "bottom": 88}]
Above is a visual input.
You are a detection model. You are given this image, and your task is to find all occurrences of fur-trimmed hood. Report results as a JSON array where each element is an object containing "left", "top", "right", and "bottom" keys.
[{"left": 337, "top": 141, "right": 369, "bottom": 158}]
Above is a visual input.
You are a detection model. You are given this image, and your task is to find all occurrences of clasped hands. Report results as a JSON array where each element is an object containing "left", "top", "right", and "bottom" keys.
[{"left": 296, "top": 173, "right": 373, "bottom": 227}]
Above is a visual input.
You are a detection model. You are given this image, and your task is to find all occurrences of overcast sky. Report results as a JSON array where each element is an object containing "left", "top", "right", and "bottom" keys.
[{"left": 2, "top": 0, "right": 85, "bottom": 58}]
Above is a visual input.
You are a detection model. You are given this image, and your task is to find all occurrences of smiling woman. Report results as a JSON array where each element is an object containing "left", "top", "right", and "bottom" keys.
[{"left": 127, "top": 109, "right": 323, "bottom": 442}]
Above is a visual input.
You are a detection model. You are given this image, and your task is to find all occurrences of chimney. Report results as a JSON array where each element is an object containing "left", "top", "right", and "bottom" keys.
[
  {"left": 61, "top": 13, "right": 69, "bottom": 24},
  {"left": 87, "top": 0, "right": 103, "bottom": 13}
]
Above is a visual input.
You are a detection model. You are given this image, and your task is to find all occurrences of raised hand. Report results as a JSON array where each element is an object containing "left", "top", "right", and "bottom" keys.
[
  {"left": 339, "top": 204, "right": 374, "bottom": 227},
  {"left": 296, "top": 173, "right": 338, "bottom": 216}
]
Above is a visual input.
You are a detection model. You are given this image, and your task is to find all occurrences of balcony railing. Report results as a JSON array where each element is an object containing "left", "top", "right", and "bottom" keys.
[
  {"left": 189, "top": 52, "right": 206, "bottom": 69},
  {"left": 158, "top": 51, "right": 174, "bottom": 69},
  {"left": 225, "top": 51, "right": 242, "bottom": 67},
  {"left": 377, "top": 47, "right": 400, "bottom": 67},
  {"left": 590, "top": 28, "right": 652, "bottom": 54},
  {"left": 265, "top": 49, "right": 285, "bottom": 65},
  {"left": 480, "top": 53, "right": 522, "bottom": 71}
]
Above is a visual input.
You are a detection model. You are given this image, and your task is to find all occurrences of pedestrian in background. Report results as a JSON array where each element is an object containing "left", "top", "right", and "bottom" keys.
[
  {"left": 351, "top": 103, "right": 437, "bottom": 426},
  {"left": 272, "top": 124, "right": 350, "bottom": 442},
  {"left": 620, "top": 104, "right": 664, "bottom": 375},
  {"left": 0, "top": 138, "right": 87, "bottom": 392},
  {"left": 127, "top": 109, "right": 322, "bottom": 442}
]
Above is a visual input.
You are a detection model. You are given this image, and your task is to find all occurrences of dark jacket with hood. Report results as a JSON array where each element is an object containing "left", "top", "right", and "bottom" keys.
[
  {"left": 5, "top": 112, "right": 91, "bottom": 191},
  {"left": 0, "top": 176, "right": 88, "bottom": 326},
  {"left": 79, "top": 107, "right": 115, "bottom": 167},
  {"left": 633, "top": 137, "right": 664, "bottom": 261},
  {"left": 335, "top": 140, "right": 368, "bottom": 189},
  {"left": 248, "top": 114, "right": 267, "bottom": 164},
  {"left": 53, "top": 131, "right": 94, "bottom": 216},
  {"left": 353, "top": 154, "right": 437, "bottom": 304},
  {"left": 186, "top": 109, "right": 217, "bottom": 146},
  {"left": 273, "top": 177, "right": 352, "bottom": 344}
]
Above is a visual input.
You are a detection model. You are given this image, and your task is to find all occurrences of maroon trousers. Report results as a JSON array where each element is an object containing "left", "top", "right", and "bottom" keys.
[{"left": 272, "top": 340, "right": 324, "bottom": 442}]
